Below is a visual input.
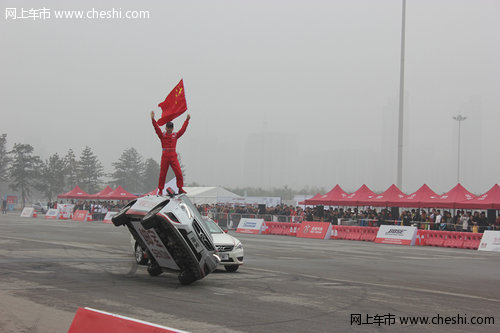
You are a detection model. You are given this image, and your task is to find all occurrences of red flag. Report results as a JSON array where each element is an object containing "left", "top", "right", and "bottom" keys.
[{"left": 157, "top": 79, "right": 187, "bottom": 126}]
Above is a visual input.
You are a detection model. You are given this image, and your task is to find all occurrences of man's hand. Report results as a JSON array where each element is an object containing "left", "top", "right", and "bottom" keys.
[
  {"left": 186, "top": 114, "right": 191, "bottom": 121},
  {"left": 150, "top": 111, "right": 155, "bottom": 120}
]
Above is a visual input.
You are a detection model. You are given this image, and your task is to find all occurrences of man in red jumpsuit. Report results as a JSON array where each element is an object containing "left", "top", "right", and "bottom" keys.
[{"left": 150, "top": 111, "right": 190, "bottom": 194}]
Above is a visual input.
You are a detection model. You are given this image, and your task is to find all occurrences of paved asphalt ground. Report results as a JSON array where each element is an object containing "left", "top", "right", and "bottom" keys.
[{"left": 0, "top": 213, "right": 499, "bottom": 333}]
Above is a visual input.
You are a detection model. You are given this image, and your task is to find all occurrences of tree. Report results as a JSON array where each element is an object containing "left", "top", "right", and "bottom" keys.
[
  {"left": 0, "top": 134, "right": 9, "bottom": 182},
  {"left": 111, "top": 147, "right": 144, "bottom": 193},
  {"left": 142, "top": 158, "right": 160, "bottom": 193},
  {"left": 77, "top": 146, "right": 104, "bottom": 194},
  {"left": 35, "top": 153, "right": 67, "bottom": 201},
  {"left": 64, "top": 149, "right": 79, "bottom": 191},
  {"left": 8, "top": 143, "right": 41, "bottom": 207}
]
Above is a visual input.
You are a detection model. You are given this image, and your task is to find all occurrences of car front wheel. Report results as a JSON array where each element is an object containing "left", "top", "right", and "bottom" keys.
[{"left": 225, "top": 265, "right": 239, "bottom": 272}]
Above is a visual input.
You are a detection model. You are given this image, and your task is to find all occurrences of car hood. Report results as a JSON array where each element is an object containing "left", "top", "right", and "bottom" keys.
[{"left": 211, "top": 233, "right": 237, "bottom": 246}]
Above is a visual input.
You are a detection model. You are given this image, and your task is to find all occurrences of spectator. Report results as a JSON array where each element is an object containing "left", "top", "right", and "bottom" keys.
[{"left": 459, "top": 211, "right": 469, "bottom": 232}]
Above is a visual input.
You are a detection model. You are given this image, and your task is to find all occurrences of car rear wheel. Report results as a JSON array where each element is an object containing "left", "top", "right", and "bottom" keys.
[
  {"left": 134, "top": 243, "right": 148, "bottom": 265},
  {"left": 112, "top": 200, "right": 136, "bottom": 226},
  {"left": 225, "top": 265, "right": 239, "bottom": 272}
]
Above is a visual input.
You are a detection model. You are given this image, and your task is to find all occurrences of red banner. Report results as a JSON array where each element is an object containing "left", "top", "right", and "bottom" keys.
[
  {"left": 73, "top": 210, "right": 89, "bottom": 222},
  {"left": 296, "top": 222, "right": 332, "bottom": 239}
]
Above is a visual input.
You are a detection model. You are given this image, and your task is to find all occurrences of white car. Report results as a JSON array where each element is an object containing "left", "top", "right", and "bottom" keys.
[
  {"left": 131, "top": 215, "right": 243, "bottom": 273},
  {"left": 113, "top": 191, "right": 220, "bottom": 285},
  {"left": 202, "top": 216, "right": 244, "bottom": 272}
]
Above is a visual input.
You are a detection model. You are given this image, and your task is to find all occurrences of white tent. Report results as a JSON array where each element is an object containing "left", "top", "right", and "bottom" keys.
[{"left": 184, "top": 187, "right": 241, "bottom": 205}]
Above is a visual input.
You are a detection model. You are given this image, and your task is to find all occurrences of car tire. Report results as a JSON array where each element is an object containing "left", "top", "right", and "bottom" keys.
[
  {"left": 141, "top": 203, "right": 167, "bottom": 230},
  {"left": 225, "top": 265, "right": 239, "bottom": 272},
  {"left": 134, "top": 243, "right": 149, "bottom": 265},
  {"left": 178, "top": 270, "right": 197, "bottom": 285},
  {"left": 112, "top": 200, "right": 136, "bottom": 226},
  {"left": 147, "top": 263, "right": 162, "bottom": 276}
]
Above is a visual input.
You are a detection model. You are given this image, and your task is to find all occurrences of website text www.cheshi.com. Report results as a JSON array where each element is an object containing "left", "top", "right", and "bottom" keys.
[
  {"left": 350, "top": 313, "right": 495, "bottom": 326},
  {"left": 5, "top": 7, "right": 150, "bottom": 21}
]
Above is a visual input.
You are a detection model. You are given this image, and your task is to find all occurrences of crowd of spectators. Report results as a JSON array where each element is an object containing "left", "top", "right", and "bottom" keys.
[
  {"left": 48, "top": 200, "right": 123, "bottom": 221},
  {"left": 47, "top": 199, "right": 499, "bottom": 232},
  {"left": 195, "top": 203, "right": 500, "bottom": 233}
]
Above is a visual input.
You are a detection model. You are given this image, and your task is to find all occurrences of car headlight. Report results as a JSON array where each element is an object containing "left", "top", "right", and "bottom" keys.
[{"left": 235, "top": 242, "right": 243, "bottom": 250}]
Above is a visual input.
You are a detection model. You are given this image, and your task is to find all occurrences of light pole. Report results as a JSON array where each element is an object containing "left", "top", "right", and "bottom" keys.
[
  {"left": 397, "top": 0, "right": 406, "bottom": 190},
  {"left": 453, "top": 114, "right": 467, "bottom": 184}
]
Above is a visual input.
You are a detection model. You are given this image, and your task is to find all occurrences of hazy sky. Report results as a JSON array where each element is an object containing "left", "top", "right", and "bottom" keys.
[{"left": 1, "top": 0, "right": 499, "bottom": 195}]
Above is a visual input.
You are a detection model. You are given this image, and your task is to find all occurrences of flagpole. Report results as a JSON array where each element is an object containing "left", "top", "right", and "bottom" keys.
[{"left": 397, "top": 0, "right": 406, "bottom": 190}]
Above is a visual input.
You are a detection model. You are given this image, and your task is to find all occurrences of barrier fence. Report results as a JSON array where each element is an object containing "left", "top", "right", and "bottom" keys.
[
  {"left": 211, "top": 213, "right": 302, "bottom": 229},
  {"left": 240, "top": 221, "right": 486, "bottom": 250},
  {"left": 212, "top": 213, "right": 492, "bottom": 233}
]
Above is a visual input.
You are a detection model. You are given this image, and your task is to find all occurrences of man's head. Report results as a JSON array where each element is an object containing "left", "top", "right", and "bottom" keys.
[{"left": 165, "top": 122, "right": 174, "bottom": 133}]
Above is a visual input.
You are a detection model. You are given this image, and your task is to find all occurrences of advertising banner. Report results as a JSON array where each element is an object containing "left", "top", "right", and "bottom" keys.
[
  {"left": 103, "top": 212, "right": 117, "bottom": 223},
  {"left": 478, "top": 231, "right": 499, "bottom": 252},
  {"left": 20, "top": 207, "right": 34, "bottom": 217},
  {"left": 296, "top": 222, "right": 332, "bottom": 239},
  {"left": 45, "top": 208, "right": 59, "bottom": 219},
  {"left": 73, "top": 210, "right": 89, "bottom": 222},
  {"left": 58, "top": 204, "right": 75, "bottom": 219},
  {"left": 236, "top": 218, "right": 266, "bottom": 234},
  {"left": 375, "top": 225, "right": 417, "bottom": 246}
]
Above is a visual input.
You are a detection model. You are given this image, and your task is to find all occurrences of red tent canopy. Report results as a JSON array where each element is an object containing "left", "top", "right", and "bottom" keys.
[
  {"left": 89, "top": 186, "right": 114, "bottom": 200},
  {"left": 393, "top": 184, "right": 439, "bottom": 208},
  {"left": 299, "top": 193, "right": 322, "bottom": 205},
  {"left": 141, "top": 189, "right": 158, "bottom": 197},
  {"left": 57, "top": 186, "right": 91, "bottom": 199},
  {"left": 359, "top": 184, "right": 407, "bottom": 207},
  {"left": 419, "top": 183, "right": 476, "bottom": 208},
  {"left": 104, "top": 186, "right": 138, "bottom": 201},
  {"left": 334, "top": 184, "right": 376, "bottom": 206},
  {"left": 309, "top": 185, "right": 349, "bottom": 206},
  {"left": 459, "top": 184, "right": 500, "bottom": 209}
]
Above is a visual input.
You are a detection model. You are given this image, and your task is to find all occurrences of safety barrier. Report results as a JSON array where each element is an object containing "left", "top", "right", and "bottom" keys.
[
  {"left": 68, "top": 307, "right": 185, "bottom": 333},
  {"left": 359, "top": 227, "right": 378, "bottom": 242},
  {"left": 415, "top": 230, "right": 428, "bottom": 246},
  {"left": 424, "top": 230, "right": 447, "bottom": 247},
  {"left": 330, "top": 226, "right": 377, "bottom": 241},
  {"left": 254, "top": 222, "right": 484, "bottom": 250},
  {"left": 264, "top": 222, "right": 297, "bottom": 236},
  {"left": 414, "top": 230, "right": 482, "bottom": 250},
  {"left": 443, "top": 231, "right": 465, "bottom": 248},
  {"left": 462, "top": 233, "right": 483, "bottom": 250}
]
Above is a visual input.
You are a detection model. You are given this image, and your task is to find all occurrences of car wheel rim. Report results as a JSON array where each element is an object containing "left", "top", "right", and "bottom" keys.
[{"left": 135, "top": 246, "right": 143, "bottom": 262}]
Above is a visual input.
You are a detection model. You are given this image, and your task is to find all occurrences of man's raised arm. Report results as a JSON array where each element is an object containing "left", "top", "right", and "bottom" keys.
[{"left": 151, "top": 111, "right": 163, "bottom": 139}]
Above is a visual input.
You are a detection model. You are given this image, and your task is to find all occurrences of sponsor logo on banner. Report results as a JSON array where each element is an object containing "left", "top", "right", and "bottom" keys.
[
  {"left": 478, "top": 231, "right": 499, "bottom": 252},
  {"left": 45, "top": 208, "right": 59, "bottom": 219},
  {"left": 73, "top": 210, "right": 89, "bottom": 222},
  {"left": 375, "top": 225, "right": 417, "bottom": 246},
  {"left": 20, "top": 207, "right": 34, "bottom": 217},
  {"left": 236, "top": 218, "right": 266, "bottom": 234},
  {"left": 296, "top": 222, "right": 332, "bottom": 239}
]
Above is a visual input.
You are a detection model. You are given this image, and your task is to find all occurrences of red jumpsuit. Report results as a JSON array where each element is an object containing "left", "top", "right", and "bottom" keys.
[{"left": 152, "top": 118, "right": 189, "bottom": 193}]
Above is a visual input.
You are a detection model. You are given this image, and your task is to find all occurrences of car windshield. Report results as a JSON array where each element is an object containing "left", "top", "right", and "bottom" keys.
[{"left": 202, "top": 217, "right": 223, "bottom": 234}]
